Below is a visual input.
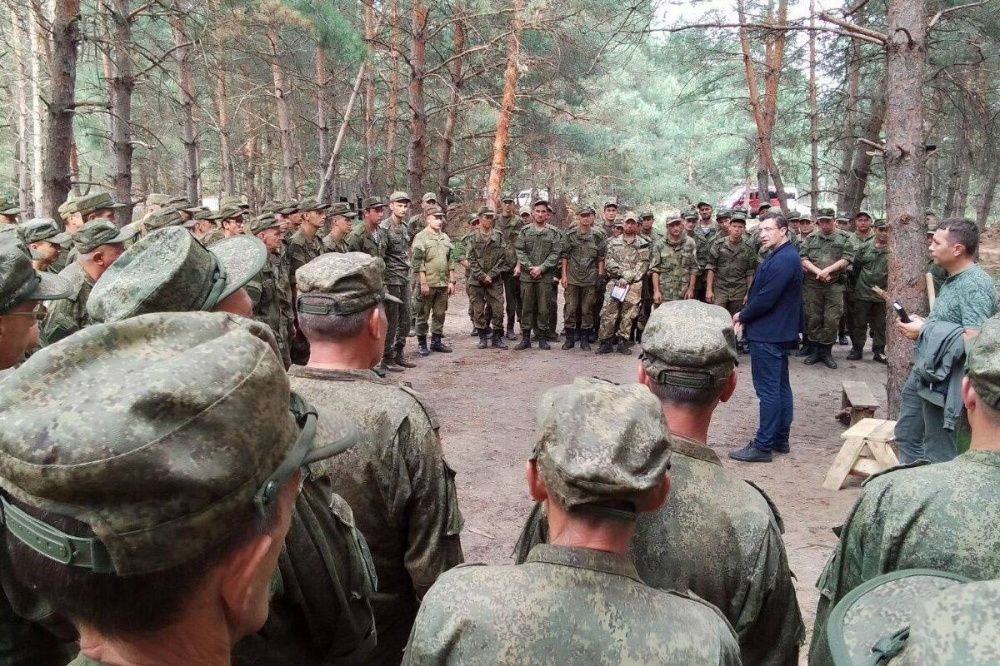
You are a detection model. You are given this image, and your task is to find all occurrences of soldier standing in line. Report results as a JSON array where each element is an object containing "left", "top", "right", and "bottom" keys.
[
  {"left": 380, "top": 192, "right": 417, "bottom": 371},
  {"left": 682, "top": 210, "right": 698, "bottom": 238},
  {"left": 590, "top": 201, "right": 619, "bottom": 338},
  {"left": 692, "top": 200, "right": 720, "bottom": 302},
  {"left": 248, "top": 213, "right": 294, "bottom": 367},
  {"left": 323, "top": 202, "right": 356, "bottom": 254},
  {"left": 286, "top": 199, "right": 330, "bottom": 366},
  {"left": 411, "top": 206, "right": 456, "bottom": 356},
  {"left": 20, "top": 219, "right": 71, "bottom": 274},
  {"left": 496, "top": 194, "right": 523, "bottom": 339},
  {"left": 634, "top": 211, "right": 658, "bottom": 342},
  {"left": 596, "top": 213, "right": 650, "bottom": 355},
  {"left": 800, "top": 208, "right": 854, "bottom": 369},
  {"left": 543, "top": 203, "right": 564, "bottom": 343},
  {"left": 841, "top": 210, "right": 875, "bottom": 347},
  {"left": 846, "top": 218, "right": 889, "bottom": 363},
  {"left": 706, "top": 211, "right": 757, "bottom": 315},
  {"left": 455, "top": 212, "right": 481, "bottom": 335},
  {"left": 467, "top": 206, "right": 510, "bottom": 350},
  {"left": 347, "top": 197, "right": 388, "bottom": 259},
  {"left": 650, "top": 216, "right": 698, "bottom": 307},
  {"left": 514, "top": 198, "right": 561, "bottom": 350},
  {"left": 407, "top": 192, "right": 439, "bottom": 239},
  {"left": 560, "top": 206, "right": 605, "bottom": 351}
]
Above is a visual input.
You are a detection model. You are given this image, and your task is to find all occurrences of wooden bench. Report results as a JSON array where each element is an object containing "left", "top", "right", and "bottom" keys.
[
  {"left": 823, "top": 418, "right": 900, "bottom": 490},
  {"left": 837, "top": 381, "right": 879, "bottom": 426}
]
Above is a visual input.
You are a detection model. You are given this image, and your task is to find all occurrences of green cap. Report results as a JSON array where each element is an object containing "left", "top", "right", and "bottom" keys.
[
  {"left": 87, "top": 227, "right": 267, "bottom": 323},
  {"left": 827, "top": 569, "right": 970, "bottom": 666},
  {"left": 531, "top": 197, "right": 549, "bottom": 208},
  {"left": 296, "top": 252, "right": 403, "bottom": 316},
  {"left": 144, "top": 193, "right": 174, "bottom": 207},
  {"left": 328, "top": 202, "right": 356, "bottom": 219},
  {"left": 965, "top": 318, "right": 1000, "bottom": 408},
  {"left": 579, "top": 205, "right": 596, "bottom": 216},
  {"left": 855, "top": 210, "right": 873, "bottom": 219},
  {"left": 261, "top": 200, "right": 284, "bottom": 214},
  {"left": 716, "top": 208, "right": 732, "bottom": 220},
  {"left": 298, "top": 198, "right": 330, "bottom": 213},
  {"left": 0, "top": 196, "right": 21, "bottom": 216},
  {"left": 217, "top": 207, "right": 243, "bottom": 221},
  {"left": 389, "top": 191, "right": 411, "bottom": 203},
  {"left": 362, "top": 197, "right": 385, "bottom": 211},
  {"left": 74, "top": 192, "right": 125, "bottom": 216},
  {"left": 696, "top": 200, "right": 712, "bottom": 208},
  {"left": 623, "top": 212, "right": 638, "bottom": 223},
  {"left": 519, "top": 206, "right": 531, "bottom": 216},
  {"left": 730, "top": 210, "right": 748, "bottom": 223},
  {"left": 682, "top": 210, "right": 698, "bottom": 220},
  {"left": 787, "top": 210, "right": 801, "bottom": 222},
  {"left": 873, "top": 218, "right": 887, "bottom": 229},
  {"left": 426, "top": 206, "right": 446, "bottom": 218},
  {"left": 20, "top": 218, "right": 71, "bottom": 246},
  {"left": 641, "top": 300, "right": 738, "bottom": 388},
  {"left": 421, "top": 192, "right": 437, "bottom": 204},
  {"left": 72, "top": 220, "right": 136, "bottom": 253},
  {"left": 247, "top": 213, "right": 281, "bottom": 235},
  {"left": 0, "top": 236, "right": 72, "bottom": 313},
  {"left": 0, "top": 311, "right": 357, "bottom": 575},
  {"left": 640, "top": 210, "right": 654, "bottom": 220},
  {"left": 817, "top": 207, "right": 835, "bottom": 220},
  {"left": 603, "top": 201, "right": 618, "bottom": 209},
  {"left": 666, "top": 216, "right": 683, "bottom": 226},
  {"left": 143, "top": 207, "right": 186, "bottom": 233},
  {"left": 57, "top": 198, "right": 80, "bottom": 220},
  {"left": 219, "top": 195, "right": 250, "bottom": 210},
  {"left": 531, "top": 378, "right": 671, "bottom": 511},
  {"left": 476, "top": 206, "right": 496, "bottom": 217},
  {"left": 836, "top": 211, "right": 851, "bottom": 222},
  {"left": 501, "top": 193, "right": 515, "bottom": 203}
]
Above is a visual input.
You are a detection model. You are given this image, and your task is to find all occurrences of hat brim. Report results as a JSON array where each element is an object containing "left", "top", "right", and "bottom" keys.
[
  {"left": 0, "top": 208, "right": 22, "bottom": 216},
  {"left": 390, "top": 198, "right": 412, "bottom": 204},
  {"left": 28, "top": 271, "right": 72, "bottom": 302},
  {"left": 696, "top": 201, "right": 712, "bottom": 207},
  {"left": 209, "top": 235, "right": 268, "bottom": 303}
]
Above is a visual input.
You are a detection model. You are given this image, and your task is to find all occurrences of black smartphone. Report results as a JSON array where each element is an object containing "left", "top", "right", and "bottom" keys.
[{"left": 892, "top": 302, "right": 911, "bottom": 323}]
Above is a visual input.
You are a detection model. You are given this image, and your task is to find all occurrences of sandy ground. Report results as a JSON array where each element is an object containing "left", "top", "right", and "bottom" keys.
[{"left": 397, "top": 290, "right": 884, "bottom": 662}]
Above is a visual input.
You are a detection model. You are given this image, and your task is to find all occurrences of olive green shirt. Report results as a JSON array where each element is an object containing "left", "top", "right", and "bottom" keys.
[
  {"left": 345, "top": 222, "right": 387, "bottom": 259},
  {"left": 466, "top": 229, "right": 510, "bottom": 287},
  {"left": 494, "top": 214, "right": 522, "bottom": 268},
  {"left": 801, "top": 230, "right": 854, "bottom": 282},
  {"left": 515, "top": 224, "right": 561, "bottom": 282},
  {"left": 380, "top": 218, "right": 412, "bottom": 286},
  {"left": 286, "top": 229, "right": 325, "bottom": 280},
  {"left": 707, "top": 236, "right": 758, "bottom": 301},
  {"left": 649, "top": 235, "right": 698, "bottom": 301},
  {"left": 323, "top": 233, "right": 349, "bottom": 254},
  {"left": 561, "top": 228, "right": 605, "bottom": 286},
  {"left": 853, "top": 242, "right": 889, "bottom": 302},
  {"left": 411, "top": 229, "right": 455, "bottom": 288}
]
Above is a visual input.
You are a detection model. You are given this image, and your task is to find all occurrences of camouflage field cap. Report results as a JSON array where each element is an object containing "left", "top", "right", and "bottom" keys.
[
  {"left": 787, "top": 211, "right": 801, "bottom": 222},
  {"left": 142, "top": 207, "right": 186, "bottom": 233},
  {"left": 730, "top": 210, "right": 748, "bottom": 223},
  {"left": 613, "top": 220, "right": 625, "bottom": 229},
  {"left": 184, "top": 208, "right": 220, "bottom": 227},
  {"left": 817, "top": 207, "right": 836, "bottom": 220},
  {"left": 421, "top": 192, "right": 437, "bottom": 203},
  {"left": 75, "top": 192, "right": 125, "bottom": 216},
  {"left": 641, "top": 300, "right": 738, "bottom": 389},
  {"left": 531, "top": 197, "right": 549, "bottom": 208},
  {"left": 426, "top": 206, "right": 446, "bottom": 218},
  {"left": 87, "top": 227, "right": 267, "bottom": 323},
  {"left": 855, "top": 210, "right": 873, "bottom": 219},
  {"left": 329, "top": 202, "right": 356, "bottom": 219},
  {"left": 531, "top": 378, "right": 671, "bottom": 512},
  {"left": 261, "top": 200, "right": 284, "bottom": 214},
  {"left": 623, "top": 212, "right": 639, "bottom": 224},
  {"left": 362, "top": 196, "right": 386, "bottom": 211},
  {"left": 603, "top": 200, "right": 618, "bottom": 209},
  {"left": 926, "top": 221, "right": 938, "bottom": 233},
  {"left": 640, "top": 210, "right": 655, "bottom": 220},
  {"left": 827, "top": 569, "right": 969, "bottom": 666},
  {"left": 519, "top": 206, "right": 531, "bottom": 216},
  {"left": 144, "top": 193, "right": 173, "bottom": 207},
  {"left": 579, "top": 205, "right": 596, "bottom": 216},
  {"left": 964, "top": 317, "right": 1000, "bottom": 408},
  {"left": 716, "top": 208, "right": 732, "bottom": 220},
  {"left": 217, "top": 207, "right": 244, "bottom": 221},
  {"left": 836, "top": 211, "right": 851, "bottom": 222},
  {"left": 0, "top": 196, "right": 21, "bottom": 216},
  {"left": 501, "top": 193, "right": 515, "bottom": 203},
  {"left": 389, "top": 191, "right": 411, "bottom": 203},
  {"left": 666, "top": 216, "right": 683, "bottom": 226},
  {"left": 298, "top": 198, "right": 330, "bottom": 212},
  {"left": 20, "top": 218, "right": 71, "bottom": 246},
  {"left": 682, "top": 210, "right": 698, "bottom": 220},
  {"left": 873, "top": 218, "right": 887, "bottom": 229},
  {"left": 248, "top": 213, "right": 281, "bottom": 235},
  {"left": 296, "top": 252, "right": 402, "bottom": 316},
  {"left": 758, "top": 202, "right": 772, "bottom": 210},
  {"left": 0, "top": 236, "right": 71, "bottom": 313},
  {"left": 0, "top": 312, "right": 357, "bottom": 575},
  {"left": 219, "top": 195, "right": 250, "bottom": 211},
  {"left": 477, "top": 206, "right": 496, "bottom": 217},
  {"left": 73, "top": 220, "right": 136, "bottom": 253},
  {"left": 57, "top": 198, "right": 79, "bottom": 220},
  {"left": 696, "top": 200, "right": 712, "bottom": 208}
]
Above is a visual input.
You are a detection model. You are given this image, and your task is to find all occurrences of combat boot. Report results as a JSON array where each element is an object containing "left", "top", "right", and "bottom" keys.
[
  {"left": 417, "top": 336, "right": 430, "bottom": 357},
  {"left": 383, "top": 357, "right": 404, "bottom": 373},
  {"left": 578, "top": 329, "right": 592, "bottom": 351},
  {"left": 873, "top": 345, "right": 887, "bottom": 364},
  {"left": 846, "top": 344, "right": 863, "bottom": 361},
  {"left": 515, "top": 330, "right": 532, "bottom": 350},
  {"left": 616, "top": 339, "right": 629, "bottom": 355},
  {"left": 393, "top": 348, "right": 417, "bottom": 368},
  {"left": 561, "top": 329, "right": 576, "bottom": 350},
  {"left": 838, "top": 333, "right": 850, "bottom": 346},
  {"left": 537, "top": 334, "right": 551, "bottom": 350},
  {"left": 821, "top": 344, "right": 838, "bottom": 369},
  {"left": 470, "top": 327, "right": 480, "bottom": 337},
  {"left": 430, "top": 334, "right": 453, "bottom": 353},
  {"left": 802, "top": 345, "right": 822, "bottom": 365},
  {"left": 477, "top": 332, "right": 489, "bottom": 349},
  {"left": 794, "top": 340, "right": 813, "bottom": 358},
  {"left": 374, "top": 361, "right": 390, "bottom": 376},
  {"left": 492, "top": 329, "right": 508, "bottom": 349},
  {"left": 595, "top": 338, "right": 614, "bottom": 354},
  {"left": 506, "top": 325, "right": 518, "bottom": 341}
]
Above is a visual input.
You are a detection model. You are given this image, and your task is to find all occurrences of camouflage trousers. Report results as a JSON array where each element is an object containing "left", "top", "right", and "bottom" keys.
[
  {"left": 715, "top": 297, "right": 743, "bottom": 316},
  {"left": 803, "top": 279, "right": 845, "bottom": 346},
  {"left": 598, "top": 281, "right": 642, "bottom": 341},
  {"left": 384, "top": 282, "right": 410, "bottom": 355},
  {"left": 563, "top": 283, "right": 597, "bottom": 330},
  {"left": 636, "top": 274, "right": 654, "bottom": 332},
  {"left": 520, "top": 279, "right": 553, "bottom": 336},
  {"left": 547, "top": 280, "right": 560, "bottom": 335},
  {"left": 502, "top": 272, "right": 521, "bottom": 329},
  {"left": 851, "top": 298, "right": 886, "bottom": 348},
  {"left": 469, "top": 282, "right": 504, "bottom": 331},
  {"left": 415, "top": 286, "right": 449, "bottom": 336},
  {"left": 840, "top": 289, "right": 855, "bottom": 338},
  {"left": 593, "top": 275, "right": 609, "bottom": 331}
]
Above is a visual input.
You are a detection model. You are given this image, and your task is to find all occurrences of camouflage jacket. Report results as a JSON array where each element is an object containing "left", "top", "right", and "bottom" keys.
[
  {"left": 249, "top": 253, "right": 291, "bottom": 363},
  {"left": 494, "top": 214, "right": 522, "bottom": 267},
  {"left": 707, "top": 236, "right": 757, "bottom": 301},
  {"left": 411, "top": 229, "right": 455, "bottom": 288},
  {"left": 926, "top": 263, "right": 997, "bottom": 328},
  {"left": 649, "top": 235, "right": 698, "bottom": 301},
  {"left": 345, "top": 223, "right": 387, "bottom": 259},
  {"left": 380, "top": 219, "right": 412, "bottom": 286},
  {"left": 561, "top": 229, "right": 605, "bottom": 286},
  {"left": 809, "top": 452, "right": 1000, "bottom": 666},
  {"left": 323, "top": 233, "right": 349, "bottom": 254},
  {"left": 801, "top": 230, "right": 854, "bottom": 282},
  {"left": 466, "top": 229, "right": 510, "bottom": 287},
  {"left": 201, "top": 227, "right": 225, "bottom": 246},
  {"left": 287, "top": 367, "right": 465, "bottom": 665},
  {"left": 40, "top": 262, "right": 93, "bottom": 346},
  {"left": 286, "top": 229, "right": 325, "bottom": 281},
  {"left": 404, "top": 544, "right": 741, "bottom": 665},
  {"left": 694, "top": 223, "right": 721, "bottom": 271},
  {"left": 604, "top": 235, "right": 650, "bottom": 284},
  {"left": 517, "top": 435, "right": 804, "bottom": 666},
  {"left": 853, "top": 241, "right": 888, "bottom": 302},
  {"left": 515, "top": 224, "right": 562, "bottom": 282}
]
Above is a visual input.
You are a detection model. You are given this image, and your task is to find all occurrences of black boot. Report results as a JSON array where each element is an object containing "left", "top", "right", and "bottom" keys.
[
  {"left": 506, "top": 325, "right": 518, "bottom": 341},
  {"left": 846, "top": 344, "right": 863, "bottom": 361},
  {"left": 794, "top": 341, "right": 813, "bottom": 358},
  {"left": 537, "top": 333, "right": 551, "bottom": 350},
  {"left": 417, "top": 336, "right": 430, "bottom": 357},
  {"left": 477, "top": 333, "right": 489, "bottom": 349},
  {"left": 822, "top": 344, "right": 838, "bottom": 369},
  {"left": 516, "top": 330, "right": 532, "bottom": 350},
  {"left": 616, "top": 338, "right": 630, "bottom": 355},
  {"left": 431, "top": 334, "right": 452, "bottom": 353},
  {"left": 470, "top": 327, "right": 480, "bottom": 336},
  {"left": 492, "top": 329, "right": 508, "bottom": 349},
  {"left": 873, "top": 345, "right": 887, "bottom": 364},
  {"left": 393, "top": 348, "right": 417, "bottom": 368},
  {"left": 561, "top": 329, "right": 576, "bottom": 350},
  {"left": 595, "top": 338, "right": 614, "bottom": 354},
  {"left": 803, "top": 344, "right": 822, "bottom": 365},
  {"left": 578, "top": 329, "right": 592, "bottom": 351},
  {"left": 838, "top": 333, "right": 850, "bottom": 346}
]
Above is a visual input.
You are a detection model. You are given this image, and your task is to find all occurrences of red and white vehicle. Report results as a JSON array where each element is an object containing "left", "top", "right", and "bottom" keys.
[{"left": 720, "top": 186, "right": 798, "bottom": 217}]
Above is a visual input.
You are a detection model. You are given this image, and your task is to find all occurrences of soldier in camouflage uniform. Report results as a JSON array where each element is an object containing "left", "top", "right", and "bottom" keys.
[
  {"left": 559, "top": 206, "right": 604, "bottom": 351},
  {"left": 286, "top": 199, "right": 331, "bottom": 366},
  {"left": 809, "top": 316, "right": 1000, "bottom": 666},
  {"left": 410, "top": 378, "right": 741, "bottom": 666},
  {"left": 248, "top": 213, "right": 294, "bottom": 367},
  {"left": 291, "top": 252, "right": 464, "bottom": 664},
  {"left": 633, "top": 210, "right": 659, "bottom": 341},
  {"left": 846, "top": 219, "right": 888, "bottom": 363},
  {"left": 706, "top": 210, "right": 757, "bottom": 316},
  {"left": 496, "top": 194, "right": 523, "bottom": 338},
  {"left": 323, "top": 202, "right": 356, "bottom": 254},
  {"left": 20, "top": 218, "right": 71, "bottom": 274},
  {"left": 382, "top": 192, "right": 417, "bottom": 370},
  {"left": 650, "top": 216, "right": 697, "bottom": 306},
  {"left": 407, "top": 192, "right": 438, "bottom": 240},
  {"left": 514, "top": 199, "right": 561, "bottom": 350},
  {"left": 454, "top": 213, "right": 481, "bottom": 336},
  {"left": 412, "top": 206, "right": 456, "bottom": 355},
  {"left": 516, "top": 301, "right": 805, "bottom": 665},
  {"left": 0, "top": 195, "right": 22, "bottom": 226},
  {"left": 467, "top": 206, "right": 511, "bottom": 349},
  {"left": 800, "top": 207, "right": 854, "bottom": 369},
  {"left": 839, "top": 210, "right": 875, "bottom": 347},
  {"left": 184, "top": 208, "right": 223, "bottom": 244},
  {"left": 692, "top": 200, "right": 720, "bottom": 301},
  {"left": 0, "top": 311, "right": 359, "bottom": 666},
  {"left": 40, "top": 220, "right": 136, "bottom": 346},
  {"left": 596, "top": 213, "right": 650, "bottom": 355},
  {"left": 347, "top": 197, "right": 387, "bottom": 259}
]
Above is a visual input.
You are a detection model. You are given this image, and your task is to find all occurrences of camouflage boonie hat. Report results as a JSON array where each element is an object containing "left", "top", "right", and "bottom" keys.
[
  {"left": 476, "top": 206, "right": 496, "bottom": 217},
  {"left": 20, "top": 218, "right": 71, "bottom": 246},
  {"left": 73, "top": 220, "right": 136, "bottom": 253},
  {"left": 75, "top": 192, "right": 125, "bottom": 216},
  {"left": 87, "top": 227, "right": 267, "bottom": 323},
  {"left": 296, "top": 252, "right": 402, "bottom": 316},
  {"left": 873, "top": 218, "right": 887, "bottom": 229},
  {"left": 219, "top": 195, "right": 250, "bottom": 211},
  {"left": 827, "top": 569, "right": 969, "bottom": 666},
  {"left": 0, "top": 311, "right": 357, "bottom": 576},
  {"left": 328, "top": 202, "right": 356, "bottom": 219},
  {"left": 817, "top": 207, "right": 835, "bottom": 220},
  {"left": 0, "top": 236, "right": 71, "bottom": 313},
  {"left": 247, "top": 213, "right": 281, "bottom": 235},
  {"left": 421, "top": 192, "right": 437, "bottom": 204},
  {"left": 965, "top": 317, "right": 1000, "bottom": 408},
  {"left": 0, "top": 196, "right": 21, "bottom": 216},
  {"left": 362, "top": 196, "right": 385, "bottom": 211},
  {"left": 531, "top": 378, "right": 671, "bottom": 512},
  {"left": 641, "top": 300, "right": 738, "bottom": 389},
  {"left": 389, "top": 191, "right": 411, "bottom": 203}
]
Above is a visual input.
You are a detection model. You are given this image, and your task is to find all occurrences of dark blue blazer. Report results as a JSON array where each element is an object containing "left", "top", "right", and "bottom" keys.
[{"left": 739, "top": 240, "right": 803, "bottom": 344}]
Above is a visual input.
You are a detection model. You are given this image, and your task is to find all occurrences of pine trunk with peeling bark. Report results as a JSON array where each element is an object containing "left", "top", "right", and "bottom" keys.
[
  {"left": 808, "top": 0, "right": 819, "bottom": 216},
  {"left": 29, "top": 3, "right": 44, "bottom": 211},
  {"left": 884, "top": 0, "right": 928, "bottom": 417},
  {"left": 486, "top": 0, "right": 523, "bottom": 209},
  {"left": 842, "top": 91, "right": 887, "bottom": 215},
  {"left": 267, "top": 27, "right": 297, "bottom": 200},
  {"left": 407, "top": 0, "right": 429, "bottom": 199},
  {"left": 385, "top": 0, "right": 401, "bottom": 191},
  {"left": 108, "top": 0, "right": 136, "bottom": 224},
  {"left": 43, "top": 0, "right": 81, "bottom": 216},
  {"left": 215, "top": 64, "right": 235, "bottom": 196},
  {"left": 363, "top": 1, "right": 377, "bottom": 196},
  {"left": 437, "top": 9, "right": 465, "bottom": 202},
  {"left": 171, "top": 5, "right": 199, "bottom": 204},
  {"left": 836, "top": 43, "right": 861, "bottom": 212},
  {"left": 315, "top": 47, "right": 329, "bottom": 186},
  {"left": 10, "top": 6, "right": 33, "bottom": 215},
  {"left": 975, "top": 164, "right": 999, "bottom": 231}
]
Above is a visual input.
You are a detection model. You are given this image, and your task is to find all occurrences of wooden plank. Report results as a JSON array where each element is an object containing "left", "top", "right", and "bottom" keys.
[
  {"left": 823, "top": 437, "right": 866, "bottom": 490},
  {"left": 868, "top": 439, "right": 900, "bottom": 470},
  {"left": 842, "top": 418, "right": 896, "bottom": 441},
  {"left": 849, "top": 457, "right": 884, "bottom": 477},
  {"left": 842, "top": 380, "right": 879, "bottom": 408}
]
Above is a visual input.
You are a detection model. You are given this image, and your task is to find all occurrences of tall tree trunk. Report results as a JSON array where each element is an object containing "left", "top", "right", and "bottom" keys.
[
  {"left": 842, "top": 90, "right": 887, "bottom": 215},
  {"left": 171, "top": 4, "right": 199, "bottom": 204},
  {"left": 407, "top": 0, "right": 429, "bottom": 199},
  {"left": 486, "top": 0, "right": 523, "bottom": 208},
  {"left": 267, "top": 26, "right": 297, "bottom": 200},
  {"left": 107, "top": 0, "right": 136, "bottom": 224},
  {"left": 363, "top": 0, "right": 377, "bottom": 196},
  {"left": 43, "top": 0, "right": 81, "bottom": 217},
  {"left": 318, "top": 59, "right": 367, "bottom": 203},
  {"left": 385, "top": 0, "right": 401, "bottom": 191},
  {"left": 884, "top": 0, "right": 928, "bottom": 417},
  {"left": 215, "top": 64, "right": 235, "bottom": 196},
  {"left": 836, "top": 41, "right": 862, "bottom": 212},
  {"left": 29, "top": 3, "right": 45, "bottom": 211},
  {"left": 808, "top": 0, "right": 819, "bottom": 216},
  {"left": 975, "top": 163, "right": 999, "bottom": 231},
  {"left": 10, "top": 6, "right": 33, "bottom": 215},
  {"left": 437, "top": 7, "right": 465, "bottom": 202},
  {"left": 315, "top": 46, "right": 329, "bottom": 187}
]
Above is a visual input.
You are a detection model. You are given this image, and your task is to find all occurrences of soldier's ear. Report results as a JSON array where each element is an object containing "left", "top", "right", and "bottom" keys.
[
  {"left": 526, "top": 460, "right": 548, "bottom": 503},
  {"left": 719, "top": 371, "right": 738, "bottom": 402}
]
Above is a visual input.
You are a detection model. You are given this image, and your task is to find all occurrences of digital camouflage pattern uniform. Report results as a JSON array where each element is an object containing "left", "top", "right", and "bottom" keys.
[
  {"left": 287, "top": 228, "right": 325, "bottom": 278},
  {"left": 407, "top": 378, "right": 740, "bottom": 666},
  {"left": 380, "top": 216, "right": 413, "bottom": 360},
  {"left": 515, "top": 222, "right": 562, "bottom": 338},
  {"left": 800, "top": 225, "right": 854, "bottom": 346},
  {"left": 561, "top": 227, "right": 605, "bottom": 333},
  {"left": 495, "top": 209, "right": 523, "bottom": 331},
  {"left": 841, "top": 228, "right": 874, "bottom": 343},
  {"left": 247, "top": 214, "right": 293, "bottom": 367},
  {"left": 693, "top": 220, "right": 720, "bottom": 301},
  {"left": 649, "top": 232, "right": 698, "bottom": 303},
  {"left": 598, "top": 233, "right": 650, "bottom": 343},
  {"left": 707, "top": 232, "right": 757, "bottom": 315},
  {"left": 850, "top": 231, "right": 888, "bottom": 352},
  {"left": 466, "top": 227, "right": 510, "bottom": 336},
  {"left": 411, "top": 224, "right": 455, "bottom": 337}
]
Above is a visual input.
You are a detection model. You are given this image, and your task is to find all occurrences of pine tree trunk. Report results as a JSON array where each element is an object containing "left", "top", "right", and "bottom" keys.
[
  {"left": 29, "top": 3, "right": 45, "bottom": 212},
  {"left": 363, "top": 0, "right": 377, "bottom": 196},
  {"left": 843, "top": 91, "right": 887, "bottom": 215},
  {"left": 884, "top": 0, "right": 928, "bottom": 417},
  {"left": 10, "top": 6, "right": 33, "bottom": 215},
  {"left": 975, "top": 164, "right": 999, "bottom": 231},
  {"left": 267, "top": 27, "right": 297, "bottom": 200},
  {"left": 808, "top": 0, "right": 820, "bottom": 216},
  {"left": 315, "top": 47, "right": 329, "bottom": 187},
  {"left": 407, "top": 0, "right": 429, "bottom": 199},
  {"left": 107, "top": 0, "right": 136, "bottom": 224},
  {"left": 44, "top": 0, "right": 80, "bottom": 216},
  {"left": 836, "top": 41, "right": 861, "bottom": 212},
  {"left": 437, "top": 8, "right": 465, "bottom": 202},
  {"left": 215, "top": 64, "right": 235, "bottom": 196},
  {"left": 385, "top": 0, "right": 401, "bottom": 192},
  {"left": 171, "top": 5, "right": 199, "bottom": 204},
  {"left": 486, "top": 0, "right": 523, "bottom": 208}
]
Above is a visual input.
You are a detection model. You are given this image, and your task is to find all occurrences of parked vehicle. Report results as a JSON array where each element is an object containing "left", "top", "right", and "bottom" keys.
[{"left": 720, "top": 186, "right": 798, "bottom": 217}]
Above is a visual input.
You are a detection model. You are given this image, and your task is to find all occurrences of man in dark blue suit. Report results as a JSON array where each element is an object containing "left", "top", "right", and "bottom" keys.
[{"left": 730, "top": 214, "right": 803, "bottom": 463}]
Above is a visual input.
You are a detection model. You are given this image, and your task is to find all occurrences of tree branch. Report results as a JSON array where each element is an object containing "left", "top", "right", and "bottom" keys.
[{"left": 928, "top": 0, "right": 993, "bottom": 29}]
